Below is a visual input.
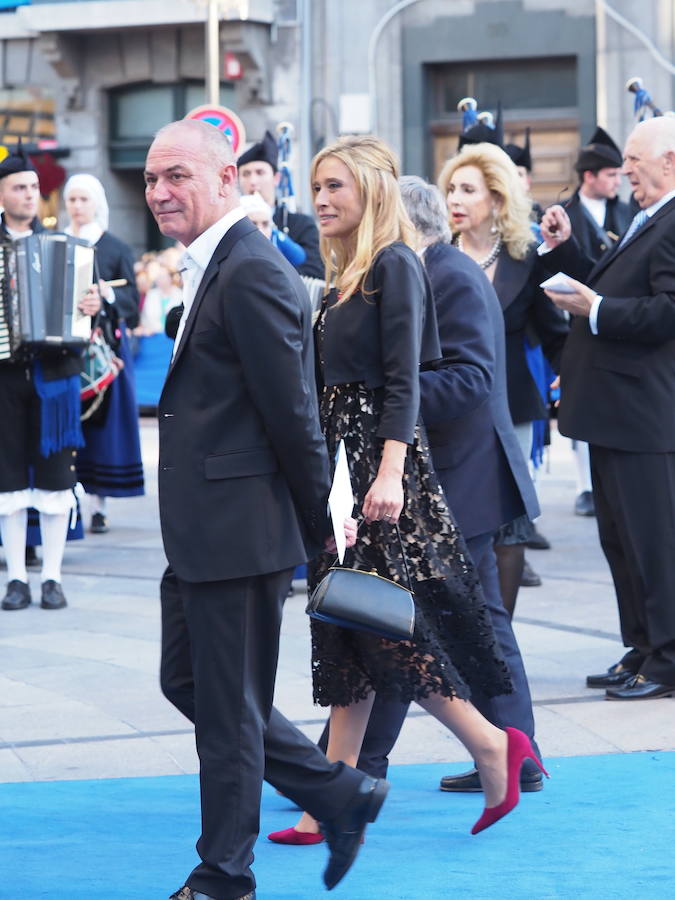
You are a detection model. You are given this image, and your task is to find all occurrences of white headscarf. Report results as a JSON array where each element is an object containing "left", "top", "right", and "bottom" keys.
[{"left": 63, "top": 173, "right": 109, "bottom": 242}]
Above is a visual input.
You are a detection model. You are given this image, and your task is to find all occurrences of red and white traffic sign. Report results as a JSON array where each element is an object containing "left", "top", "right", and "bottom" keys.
[{"left": 185, "top": 105, "right": 246, "bottom": 153}]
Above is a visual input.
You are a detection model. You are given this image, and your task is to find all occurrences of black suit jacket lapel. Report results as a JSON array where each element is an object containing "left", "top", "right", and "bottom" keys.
[
  {"left": 168, "top": 217, "right": 257, "bottom": 374},
  {"left": 493, "top": 246, "right": 531, "bottom": 312},
  {"left": 589, "top": 197, "right": 675, "bottom": 282}
]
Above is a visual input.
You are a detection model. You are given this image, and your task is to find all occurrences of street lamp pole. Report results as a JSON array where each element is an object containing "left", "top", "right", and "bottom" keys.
[{"left": 206, "top": 0, "right": 220, "bottom": 106}]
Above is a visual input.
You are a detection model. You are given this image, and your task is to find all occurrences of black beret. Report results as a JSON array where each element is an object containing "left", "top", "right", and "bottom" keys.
[
  {"left": 457, "top": 105, "right": 504, "bottom": 152},
  {"left": 504, "top": 129, "right": 532, "bottom": 171},
  {"left": 0, "top": 143, "right": 37, "bottom": 181},
  {"left": 237, "top": 130, "right": 278, "bottom": 171},
  {"left": 575, "top": 126, "right": 622, "bottom": 173}
]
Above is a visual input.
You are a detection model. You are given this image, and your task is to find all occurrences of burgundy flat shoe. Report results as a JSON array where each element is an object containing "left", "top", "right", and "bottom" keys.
[{"left": 268, "top": 826, "right": 325, "bottom": 845}]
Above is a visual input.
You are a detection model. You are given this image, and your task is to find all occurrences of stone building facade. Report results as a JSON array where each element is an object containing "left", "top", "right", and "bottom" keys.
[{"left": 0, "top": 0, "right": 673, "bottom": 252}]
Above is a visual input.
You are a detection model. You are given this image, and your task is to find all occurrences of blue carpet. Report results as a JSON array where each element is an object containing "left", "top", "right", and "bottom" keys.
[{"left": 3, "top": 752, "right": 674, "bottom": 899}]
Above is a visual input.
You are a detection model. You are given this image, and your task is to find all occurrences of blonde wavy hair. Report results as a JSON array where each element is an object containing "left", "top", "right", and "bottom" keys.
[
  {"left": 310, "top": 135, "right": 416, "bottom": 301},
  {"left": 437, "top": 143, "right": 534, "bottom": 260}
]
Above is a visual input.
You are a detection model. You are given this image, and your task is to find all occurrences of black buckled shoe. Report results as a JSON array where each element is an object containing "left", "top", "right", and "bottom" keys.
[
  {"left": 90, "top": 512, "right": 109, "bottom": 534},
  {"left": 439, "top": 766, "right": 543, "bottom": 793},
  {"left": 2, "top": 579, "right": 31, "bottom": 610},
  {"left": 41, "top": 580, "right": 67, "bottom": 610},
  {"left": 605, "top": 674, "right": 675, "bottom": 701},
  {"left": 520, "top": 559, "right": 542, "bottom": 587},
  {"left": 321, "top": 776, "right": 389, "bottom": 890},
  {"left": 586, "top": 662, "right": 634, "bottom": 689}
]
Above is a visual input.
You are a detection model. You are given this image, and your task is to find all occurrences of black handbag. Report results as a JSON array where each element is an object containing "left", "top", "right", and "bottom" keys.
[{"left": 306, "top": 524, "right": 415, "bottom": 642}]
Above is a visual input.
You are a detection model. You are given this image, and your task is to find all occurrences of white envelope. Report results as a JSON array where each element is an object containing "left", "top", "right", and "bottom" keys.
[
  {"left": 539, "top": 272, "right": 576, "bottom": 294},
  {"left": 328, "top": 440, "right": 355, "bottom": 564}
]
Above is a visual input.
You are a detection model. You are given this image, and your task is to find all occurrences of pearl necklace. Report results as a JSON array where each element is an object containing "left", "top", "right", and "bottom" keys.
[{"left": 457, "top": 234, "right": 502, "bottom": 270}]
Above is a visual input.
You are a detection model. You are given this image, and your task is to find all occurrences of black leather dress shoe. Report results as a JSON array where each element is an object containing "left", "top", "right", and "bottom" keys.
[
  {"left": 2, "top": 579, "right": 31, "bottom": 610},
  {"left": 321, "top": 776, "right": 389, "bottom": 890},
  {"left": 439, "top": 767, "right": 543, "bottom": 793},
  {"left": 574, "top": 490, "right": 595, "bottom": 517},
  {"left": 586, "top": 662, "right": 634, "bottom": 688},
  {"left": 605, "top": 674, "right": 675, "bottom": 701},
  {"left": 525, "top": 527, "right": 551, "bottom": 550},
  {"left": 41, "top": 580, "right": 67, "bottom": 610},
  {"left": 169, "top": 888, "right": 255, "bottom": 900}
]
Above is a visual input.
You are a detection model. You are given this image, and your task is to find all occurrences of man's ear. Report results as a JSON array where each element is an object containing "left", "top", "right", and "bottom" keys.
[
  {"left": 274, "top": 170, "right": 281, "bottom": 188},
  {"left": 219, "top": 163, "right": 239, "bottom": 197}
]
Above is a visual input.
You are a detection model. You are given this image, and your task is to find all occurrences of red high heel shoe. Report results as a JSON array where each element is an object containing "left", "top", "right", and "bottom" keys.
[
  {"left": 471, "top": 727, "right": 549, "bottom": 835},
  {"left": 268, "top": 826, "right": 325, "bottom": 845}
]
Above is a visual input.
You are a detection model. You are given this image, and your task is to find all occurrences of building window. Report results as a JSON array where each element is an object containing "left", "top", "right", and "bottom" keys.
[
  {"left": 429, "top": 57, "right": 577, "bottom": 120},
  {"left": 109, "top": 81, "right": 236, "bottom": 169}
]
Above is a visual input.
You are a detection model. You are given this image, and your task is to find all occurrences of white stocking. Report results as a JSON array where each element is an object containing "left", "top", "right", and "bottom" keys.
[
  {"left": 572, "top": 440, "right": 593, "bottom": 494},
  {"left": 0, "top": 508, "right": 28, "bottom": 583},
  {"left": 39, "top": 511, "right": 69, "bottom": 583}
]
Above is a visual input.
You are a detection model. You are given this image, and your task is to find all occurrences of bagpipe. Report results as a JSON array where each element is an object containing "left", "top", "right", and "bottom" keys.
[{"left": 626, "top": 76, "right": 674, "bottom": 120}]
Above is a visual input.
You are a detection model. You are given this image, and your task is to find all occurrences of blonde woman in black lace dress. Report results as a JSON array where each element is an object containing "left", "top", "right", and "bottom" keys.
[{"left": 269, "top": 136, "right": 546, "bottom": 844}]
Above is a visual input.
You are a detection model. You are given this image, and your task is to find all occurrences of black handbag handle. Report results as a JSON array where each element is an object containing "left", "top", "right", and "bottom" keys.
[{"left": 327, "top": 519, "right": 413, "bottom": 593}]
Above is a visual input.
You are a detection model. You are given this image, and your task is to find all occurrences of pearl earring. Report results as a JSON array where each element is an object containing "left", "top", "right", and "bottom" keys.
[{"left": 490, "top": 208, "right": 498, "bottom": 235}]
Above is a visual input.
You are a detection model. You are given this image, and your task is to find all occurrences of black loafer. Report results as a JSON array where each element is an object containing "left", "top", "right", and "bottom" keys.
[
  {"left": 525, "top": 528, "right": 551, "bottom": 550},
  {"left": 2, "top": 579, "right": 31, "bottom": 610},
  {"left": 321, "top": 776, "right": 389, "bottom": 890},
  {"left": 574, "top": 490, "right": 595, "bottom": 517},
  {"left": 606, "top": 674, "right": 675, "bottom": 701},
  {"left": 586, "top": 662, "right": 634, "bottom": 688},
  {"left": 439, "top": 767, "right": 543, "bottom": 793},
  {"left": 90, "top": 512, "right": 109, "bottom": 534},
  {"left": 520, "top": 559, "right": 542, "bottom": 587},
  {"left": 169, "top": 889, "right": 254, "bottom": 900},
  {"left": 41, "top": 580, "right": 67, "bottom": 610}
]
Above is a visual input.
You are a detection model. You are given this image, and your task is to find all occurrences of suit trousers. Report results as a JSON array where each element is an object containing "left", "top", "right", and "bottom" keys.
[
  {"left": 318, "top": 531, "right": 539, "bottom": 777},
  {"left": 590, "top": 445, "right": 675, "bottom": 684},
  {"left": 160, "top": 567, "right": 364, "bottom": 900}
]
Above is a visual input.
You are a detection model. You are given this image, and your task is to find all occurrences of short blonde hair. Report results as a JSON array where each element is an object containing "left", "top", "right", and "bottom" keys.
[
  {"left": 310, "top": 135, "right": 415, "bottom": 301},
  {"left": 438, "top": 143, "right": 534, "bottom": 260}
]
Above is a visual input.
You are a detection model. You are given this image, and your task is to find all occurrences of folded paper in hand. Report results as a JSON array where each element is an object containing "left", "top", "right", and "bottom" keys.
[
  {"left": 328, "top": 439, "right": 354, "bottom": 564},
  {"left": 539, "top": 272, "right": 576, "bottom": 294}
]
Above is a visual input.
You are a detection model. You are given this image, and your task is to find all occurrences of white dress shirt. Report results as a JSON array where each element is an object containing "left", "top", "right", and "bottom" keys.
[
  {"left": 579, "top": 193, "right": 607, "bottom": 228},
  {"left": 172, "top": 206, "right": 247, "bottom": 358}
]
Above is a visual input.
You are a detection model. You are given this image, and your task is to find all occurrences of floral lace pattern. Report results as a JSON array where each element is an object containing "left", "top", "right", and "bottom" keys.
[{"left": 309, "top": 375, "right": 512, "bottom": 708}]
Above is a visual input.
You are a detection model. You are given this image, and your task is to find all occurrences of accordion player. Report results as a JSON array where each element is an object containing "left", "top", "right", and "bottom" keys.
[{"left": 0, "top": 232, "right": 94, "bottom": 362}]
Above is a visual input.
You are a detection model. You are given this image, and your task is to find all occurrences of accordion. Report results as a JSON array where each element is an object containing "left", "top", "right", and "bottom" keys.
[{"left": 0, "top": 233, "right": 95, "bottom": 362}]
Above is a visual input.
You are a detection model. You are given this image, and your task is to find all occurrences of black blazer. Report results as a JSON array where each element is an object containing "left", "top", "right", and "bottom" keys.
[
  {"left": 543, "top": 196, "right": 675, "bottom": 452},
  {"left": 492, "top": 244, "right": 569, "bottom": 425},
  {"left": 273, "top": 207, "right": 323, "bottom": 279},
  {"left": 563, "top": 191, "right": 632, "bottom": 262},
  {"left": 94, "top": 231, "right": 140, "bottom": 328},
  {"left": 158, "top": 217, "right": 332, "bottom": 583},
  {"left": 318, "top": 242, "right": 441, "bottom": 445},
  {"left": 420, "top": 242, "right": 539, "bottom": 539}
]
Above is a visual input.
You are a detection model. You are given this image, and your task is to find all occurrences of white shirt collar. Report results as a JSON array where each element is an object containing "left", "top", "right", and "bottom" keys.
[
  {"left": 183, "top": 206, "right": 247, "bottom": 273},
  {"left": 578, "top": 193, "right": 607, "bottom": 227},
  {"left": 644, "top": 188, "right": 675, "bottom": 219},
  {"left": 65, "top": 222, "right": 104, "bottom": 244}
]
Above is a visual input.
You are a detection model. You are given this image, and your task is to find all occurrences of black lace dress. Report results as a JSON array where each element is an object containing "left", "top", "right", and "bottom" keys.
[{"left": 309, "top": 291, "right": 512, "bottom": 708}]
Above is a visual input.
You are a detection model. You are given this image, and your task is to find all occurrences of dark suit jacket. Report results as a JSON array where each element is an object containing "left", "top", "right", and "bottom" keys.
[
  {"left": 319, "top": 242, "right": 441, "bottom": 444},
  {"left": 158, "top": 217, "right": 332, "bottom": 583},
  {"left": 273, "top": 207, "right": 323, "bottom": 279},
  {"left": 563, "top": 191, "right": 632, "bottom": 262},
  {"left": 419, "top": 242, "right": 539, "bottom": 539},
  {"left": 543, "top": 196, "right": 675, "bottom": 452},
  {"left": 492, "top": 245, "right": 569, "bottom": 424}
]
